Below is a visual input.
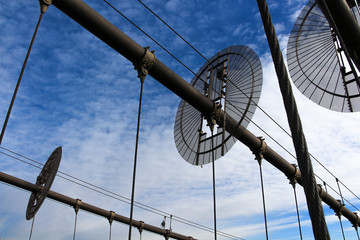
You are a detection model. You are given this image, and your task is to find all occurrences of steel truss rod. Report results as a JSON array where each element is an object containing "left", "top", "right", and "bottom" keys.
[
  {"left": 49, "top": 0, "right": 359, "bottom": 229},
  {"left": 0, "top": 171, "right": 196, "bottom": 240}
]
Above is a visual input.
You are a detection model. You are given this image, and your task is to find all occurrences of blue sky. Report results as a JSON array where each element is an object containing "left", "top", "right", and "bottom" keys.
[{"left": 0, "top": 0, "right": 360, "bottom": 239}]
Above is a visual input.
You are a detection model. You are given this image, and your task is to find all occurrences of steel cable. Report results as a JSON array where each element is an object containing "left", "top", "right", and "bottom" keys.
[
  {"left": 256, "top": 0, "right": 330, "bottom": 239},
  {"left": 0, "top": 11, "right": 45, "bottom": 145},
  {"left": 128, "top": 79, "right": 145, "bottom": 240}
]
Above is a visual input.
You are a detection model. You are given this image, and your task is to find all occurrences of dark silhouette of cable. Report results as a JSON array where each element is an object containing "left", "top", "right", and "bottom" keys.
[
  {"left": 128, "top": 77, "right": 145, "bottom": 240},
  {"left": 0, "top": 10, "right": 45, "bottom": 145},
  {"left": 257, "top": 0, "right": 330, "bottom": 238}
]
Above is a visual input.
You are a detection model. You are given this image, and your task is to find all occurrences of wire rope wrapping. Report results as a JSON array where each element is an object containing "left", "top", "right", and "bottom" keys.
[
  {"left": 0, "top": 1, "right": 50, "bottom": 145},
  {"left": 256, "top": 0, "right": 330, "bottom": 239}
]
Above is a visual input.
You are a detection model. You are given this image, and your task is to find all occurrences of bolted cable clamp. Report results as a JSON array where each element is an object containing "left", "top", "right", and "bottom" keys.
[
  {"left": 164, "top": 229, "right": 171, "bottom": 240},
  {"left": 288, "top": 164, "right": 300, "bottom": 187},
  {"left": 39, "top": 0, "right": 52, "bottom": 13},
  {"left": 138, "top": 221, "right": 145, "bottom": 234},
  {"left": 108, "top": 211, "right": 115, "bottom": 225},
  {"left": 74, "top": 198, "right": 82, "bottom": 214},
  {"left": 134, "top": 47, "right": 156, "bottom": 83},
  {"left": 204, "top": 102, "right": 222, "bottom": 132},
  {"left": 252, "top": 137, "right": 267, "bottom": 163}
]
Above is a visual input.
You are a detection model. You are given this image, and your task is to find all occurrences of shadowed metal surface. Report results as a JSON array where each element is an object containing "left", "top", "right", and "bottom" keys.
[
  {"left": 287, "top": 0, "right": 360, "bottom": 112},
  {"left": 174, "top": 45, "right": 262, "bottom": 166}
]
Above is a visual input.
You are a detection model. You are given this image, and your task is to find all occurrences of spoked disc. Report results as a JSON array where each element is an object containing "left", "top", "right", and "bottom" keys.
[
  {"left": 174, "top": 45, "right": 262, "bottom": 166},
  {"left": 26, "top": 146, "right": 62, "bottom": 220},
  {"left": 287, "top": 0, "right": 360, "bottom": 112}
]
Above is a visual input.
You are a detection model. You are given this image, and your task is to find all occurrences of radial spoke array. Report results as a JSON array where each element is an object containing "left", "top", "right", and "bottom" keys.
[
  {"left": 174, "top": 45, "right": 262, "bottom": 165},
  {"left": 287, "top": 0, "right": 360, "bottom": 112}
]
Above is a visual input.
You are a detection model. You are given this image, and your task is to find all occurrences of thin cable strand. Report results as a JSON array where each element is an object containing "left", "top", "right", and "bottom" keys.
[
  {"left": 128, "top": 79, "right": 145, "bottom": 240},
  {"left": 0, "top": 11, "right": 44, "bottom": 145}
]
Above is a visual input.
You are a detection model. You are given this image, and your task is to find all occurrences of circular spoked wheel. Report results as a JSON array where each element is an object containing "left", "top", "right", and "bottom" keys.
[
  {"left": 174, "top": 45, "right": 262, "bottom": 166},
  {"left": 287, "top": 0, "right": 360, "bottom": 112},
  {"left": 26, "top": 146, "right": 62, "bottom": 220}
]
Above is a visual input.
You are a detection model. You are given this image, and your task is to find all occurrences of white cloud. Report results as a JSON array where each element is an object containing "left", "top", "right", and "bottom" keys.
[{"left": 1, "top": 1, "right": 359, "bottom": 240}]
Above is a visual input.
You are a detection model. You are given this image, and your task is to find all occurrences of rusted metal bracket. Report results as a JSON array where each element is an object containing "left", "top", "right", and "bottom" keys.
[
  {"left": 134, "top": 47, "right": 156, "bottom": 83},
  {"left": 39, "top": 0, "right": 52, "bottom": 13}
]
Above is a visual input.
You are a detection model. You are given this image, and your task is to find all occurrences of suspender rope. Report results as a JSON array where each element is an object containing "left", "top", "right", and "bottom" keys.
[
  {"left": 334, "top": 201, "right": 346, "bottom": 240},
  {"left": 289, "top": 164, "right": 303, "bottom": 240},
  {"left": 128, "top": 47, "right": 156, "bottom": 240},
  {"left": 0, "top": 0, "right": 50, "bottom": 145},
  {"left": 336, "top": 178, "right": 346, "bottom": 239},
  {"left": 210, "top": 131, "right": 217, "bottom": 240},
  {"left": 256, "top": 0, "right": 330, "bottom": 239},
  {"left": 73, "top": 199, "right": 82, "bottom": 240},
  {"left": 28, "top": 216, "right": 35, "bottom": 240},
  {"left": 336, "top": 178, "right": 345, "bottom": 205},
  {"left": 253, "top": 137, "right": 269, "bottom": 240}
]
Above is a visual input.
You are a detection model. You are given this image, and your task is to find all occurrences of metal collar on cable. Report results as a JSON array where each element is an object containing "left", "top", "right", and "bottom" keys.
[{"left": 134, "top": 47, "right": 156, "bottom": 82}]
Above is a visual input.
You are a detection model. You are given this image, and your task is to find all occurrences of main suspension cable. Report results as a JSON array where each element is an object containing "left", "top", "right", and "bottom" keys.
[{"left": 256, "top": 0, "right": 330, "bottom": 238}]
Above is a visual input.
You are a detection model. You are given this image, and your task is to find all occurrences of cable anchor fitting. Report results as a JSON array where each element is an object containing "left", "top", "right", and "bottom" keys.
[
  {"left": 164, "top": 229, "right": 171, "bottom": 240},
  {"left": 288, "top": 164, "right": 300, "bottom": 188},
  {"left": 74, "top": 198, "right": 82, "bottom": 214},
  {"left": 138, "top": 221, "right": 145, "bottom": 234},
  {"left": 331, "top": 200, "right": 345, "bottom": 219},
  {"left": 39, "top": 0, "right": 52, "bottom": 13},
  {"left": 205, "top": 102, "right": 222, "bottom": 132},
  {"left": 108, "top": 211, "right": 115, "bottom": 225},
  {"left": 134, "top": 47, "right": 156, "bottom": 83},
  {"left": 252, "top": 137, "right": 267, "bottom": 164}
]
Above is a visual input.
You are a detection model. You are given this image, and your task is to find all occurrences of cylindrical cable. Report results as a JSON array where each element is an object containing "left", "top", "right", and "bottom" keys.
[
  {"left": 0, "top": 11, "right": 44, "bottom": 145},
  {"left": 292, "top": 185, "right": 303, "bottom": 240},
  {"left": 257, "top": 159, "right": 269, "bottom": 240},
  {"left": 256, "top": 0, "right": 330, "bottom": 238},
  {"left": 210, "top": 131, "right": 217, "bottom": 240},
  {"left": 128, "top": 80, "right": 145, "bottom": 240}
]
